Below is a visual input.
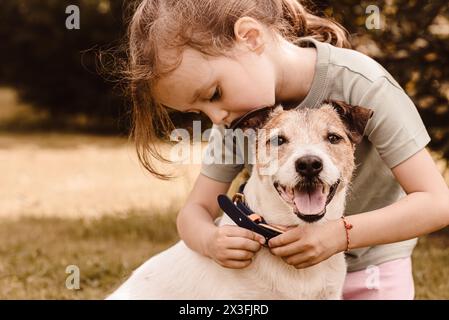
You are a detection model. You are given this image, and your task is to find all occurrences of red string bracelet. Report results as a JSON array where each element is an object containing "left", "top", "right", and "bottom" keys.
[{"left": 341, "top": 216, "right": 353, "bottom": 252}]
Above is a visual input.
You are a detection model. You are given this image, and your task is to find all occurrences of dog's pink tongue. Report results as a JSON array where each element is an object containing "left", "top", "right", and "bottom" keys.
[{"left": 293, "top": 186, "right": 326, "bottom": 215}]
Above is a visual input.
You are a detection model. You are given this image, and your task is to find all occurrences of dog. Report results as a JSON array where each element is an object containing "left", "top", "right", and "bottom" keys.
[{"left": 107, "top": 101, "right": 373, "bottom": 299}]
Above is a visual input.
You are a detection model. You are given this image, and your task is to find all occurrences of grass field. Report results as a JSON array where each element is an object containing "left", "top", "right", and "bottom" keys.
[
  {"left": 0, "top": 212, "right": 180, "bottom": 299},
  {"left": 0, "top": 212, "right": 448, "bottom": 299}
]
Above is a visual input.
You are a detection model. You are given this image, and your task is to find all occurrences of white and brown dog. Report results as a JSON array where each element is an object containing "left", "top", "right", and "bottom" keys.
[{"left": 107, "top": 101, "right": 373, "bottom": 300}]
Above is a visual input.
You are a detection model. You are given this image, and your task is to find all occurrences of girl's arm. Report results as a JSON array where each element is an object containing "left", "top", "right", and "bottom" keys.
[
  {"left": 268, "top": 148, "right": 449, "bottom": 269},
  {"left": 177, "top": 174, "right": 266, "bottom": 268},
  {"left": 177, "top": 174, "right": 230, "bottom": 256},
  {"left": 345, "top": 147, "right": 449, "bottom": 248}
]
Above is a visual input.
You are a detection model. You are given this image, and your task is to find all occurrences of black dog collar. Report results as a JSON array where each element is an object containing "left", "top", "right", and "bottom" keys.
[{"left": 217, "top": 183, "right": 284, "bottom": 243}]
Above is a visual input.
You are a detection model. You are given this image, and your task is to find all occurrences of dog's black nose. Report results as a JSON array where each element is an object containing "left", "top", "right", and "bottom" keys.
[{"left": 295, "top": 156, "right": 323, "bottom": 177}]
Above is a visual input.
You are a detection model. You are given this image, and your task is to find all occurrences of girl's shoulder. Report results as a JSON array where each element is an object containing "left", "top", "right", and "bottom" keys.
[{"left": 326, "top": 43, "right": 401, "bottom": 88}]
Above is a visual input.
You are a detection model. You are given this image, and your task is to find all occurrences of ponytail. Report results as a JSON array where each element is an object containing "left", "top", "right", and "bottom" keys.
[{"left": 281, "top": 0, "right": 351, "bottom": 48}]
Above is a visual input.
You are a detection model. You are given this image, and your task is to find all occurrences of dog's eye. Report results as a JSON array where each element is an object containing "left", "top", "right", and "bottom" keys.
[
  {"left": 268, "top": 135, "right": 287, "bottom": 146},
  {"left": 327, "top": 133, "right": 343, "bottom": 144}
]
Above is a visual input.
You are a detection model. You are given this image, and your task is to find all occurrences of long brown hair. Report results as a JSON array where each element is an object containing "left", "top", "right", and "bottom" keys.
[{"left": 126, "top": 0, "right": 351, "bottom": 179}]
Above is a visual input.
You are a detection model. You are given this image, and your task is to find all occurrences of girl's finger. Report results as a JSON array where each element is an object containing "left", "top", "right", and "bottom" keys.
[
  {"left": 268, "top": 227, "right": 301, "bottom": 248},
  {"left": 222, "top": 259, "right": 252, "bottom": 269},
  {"left": 225, "top": 237, "right": 262, "bottom": 252},
  {"left": 283, "top": 252, "right": 312, "bottom": 266},
  {"left": 294, "top": 260, "right": 319, "bottom": 269},
  {"left": 223, "top": 225, "right": 266, "bottom": 245},
  {"left": 270, "top": 241, "right": 305, "bottom": 257},
  {"left": 224, "top": 249, "right": 255, "bottom": 261}
]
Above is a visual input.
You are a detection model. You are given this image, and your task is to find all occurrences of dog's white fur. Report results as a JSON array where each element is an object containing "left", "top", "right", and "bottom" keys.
[{"left": 107, "top": 104, "right": 359, "bottom": 300}]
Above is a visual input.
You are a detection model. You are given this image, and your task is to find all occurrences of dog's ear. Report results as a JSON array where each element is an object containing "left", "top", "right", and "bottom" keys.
[
  {"left": 325, "top": 100, "right": 374, "bottom": 144},
  {"left": 230, "top": 105, "right": 278, "bottom": 133}
]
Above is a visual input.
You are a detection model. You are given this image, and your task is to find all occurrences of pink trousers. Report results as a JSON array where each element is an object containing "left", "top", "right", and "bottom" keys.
[{"left": 342, "top": 257, "right": 415, "bottom": 300}]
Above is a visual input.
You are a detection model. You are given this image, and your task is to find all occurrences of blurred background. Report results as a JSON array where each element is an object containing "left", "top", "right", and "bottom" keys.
[{"left": 0, "top": 0, "right": 448, "bottom": 299}]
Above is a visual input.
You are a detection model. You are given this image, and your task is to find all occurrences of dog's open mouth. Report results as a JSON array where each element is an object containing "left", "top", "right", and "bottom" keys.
[{"left": 274, "top": 179, "right": 340, "bottom": 223}]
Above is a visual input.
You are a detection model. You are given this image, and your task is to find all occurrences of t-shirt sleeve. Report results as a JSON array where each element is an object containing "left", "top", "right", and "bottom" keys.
[
  {"left": 358, "top": 77, "right": 431, "bottom": 169},
  {"left": 200, "top": 124, "right": 244, "bottom": 183}
]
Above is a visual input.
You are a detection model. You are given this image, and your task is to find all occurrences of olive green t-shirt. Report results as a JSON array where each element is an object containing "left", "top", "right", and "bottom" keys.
[{"left": 200, "top": 37, "right": 431, "bottom": 272}]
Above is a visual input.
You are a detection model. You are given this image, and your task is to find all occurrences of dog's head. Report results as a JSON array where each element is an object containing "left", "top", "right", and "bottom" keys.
[{"left": 239, "top": 101, "right": 373, "bottom": 224}]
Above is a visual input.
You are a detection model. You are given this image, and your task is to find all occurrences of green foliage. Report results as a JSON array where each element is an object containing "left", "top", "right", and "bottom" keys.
[
  {"left": 324, "top": 0, "right": 449, "bottom": 159},
  {"left": 0, "top": 0, "right": 130, "bottom": 126}
]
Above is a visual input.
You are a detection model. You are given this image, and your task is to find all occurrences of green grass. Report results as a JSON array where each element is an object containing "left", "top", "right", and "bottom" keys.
[
  {"left": 0, "top": 212, "right": 447, "bottom": 299},
  {"left": 0, "top": 212, "right": 179, "bottom": 299},
  {"left": 413, "top": 230, "right": 449, "bottom": 299}
]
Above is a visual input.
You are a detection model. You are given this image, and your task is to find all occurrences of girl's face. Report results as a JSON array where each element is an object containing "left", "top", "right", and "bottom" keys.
[{"left": 153, "top": 44, "right": 277, "bottom": 127}]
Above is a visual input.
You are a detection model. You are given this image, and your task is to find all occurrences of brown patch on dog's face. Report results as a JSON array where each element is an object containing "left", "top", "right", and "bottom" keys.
[
  {"left": 304, "top": 106, "right": 357, "bottom": 182},
  {"left": 325, "top": 100, "right": 374, "bottom": 144}
]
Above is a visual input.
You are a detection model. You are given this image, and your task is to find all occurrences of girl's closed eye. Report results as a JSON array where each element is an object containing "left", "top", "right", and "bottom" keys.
[
  {"left": 185, "top": 109, "right": 201, "bottom": 114},
  {"left": 165, "top": 104, "right": 200, "bottom": 115}
]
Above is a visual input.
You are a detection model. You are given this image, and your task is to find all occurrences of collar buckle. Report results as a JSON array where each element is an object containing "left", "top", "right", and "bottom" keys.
[{"left": 232, "top": 192, "right": 245, "bottom": 204}]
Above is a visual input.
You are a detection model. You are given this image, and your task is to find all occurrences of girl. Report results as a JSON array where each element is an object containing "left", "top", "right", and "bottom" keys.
[{"left": 126, "top": 0, "right": 449, "bottom": 299}]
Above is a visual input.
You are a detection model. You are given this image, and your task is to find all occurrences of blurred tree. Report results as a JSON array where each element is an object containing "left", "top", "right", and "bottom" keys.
[
  {"left": 0, "top": 0, "right": 130, "bottom": 132},
  {"left": 321, "top": 0, "right": 449, "bottom": 160},
  {"left": 0, "top": 0, "right": 448, "bottom": 161}
]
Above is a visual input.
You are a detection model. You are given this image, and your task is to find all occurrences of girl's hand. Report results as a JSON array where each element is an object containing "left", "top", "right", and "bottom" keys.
[
  {"left": 268, "top": 219, "right": 347, "bottom": 269},
  {"left": 205, "top": 225, "right": 266, "bottom": 269}
]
